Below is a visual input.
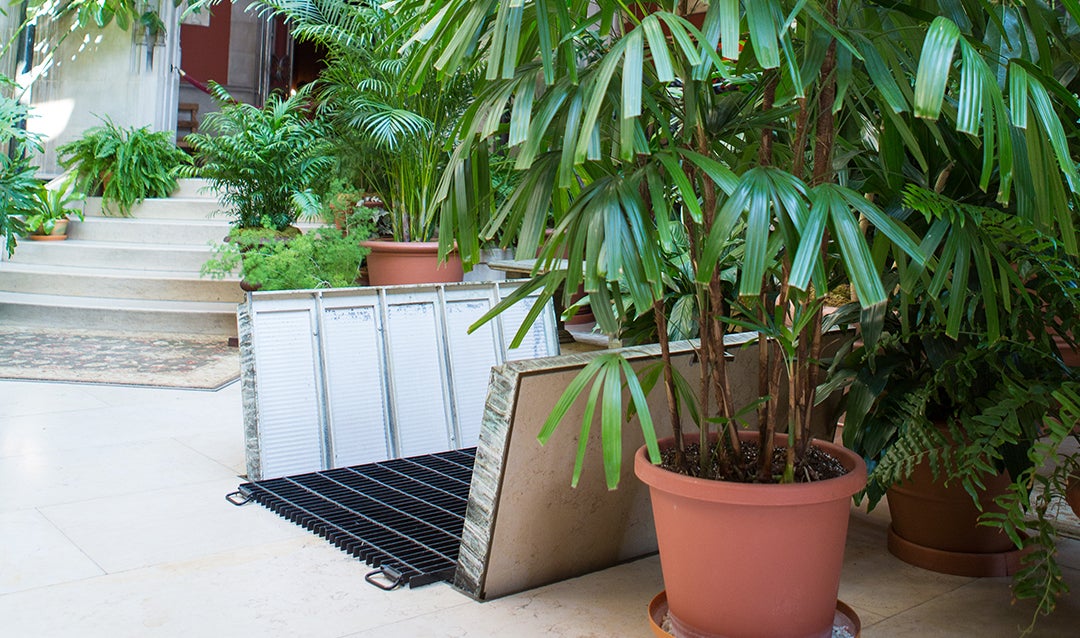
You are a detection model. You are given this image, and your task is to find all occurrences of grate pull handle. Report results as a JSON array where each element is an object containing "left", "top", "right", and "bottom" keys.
[
  {"left": 226, "top": 490, "right": 252, "bottom": 506},
  {"left": 365, "top": 565, "right": 405, "bottom": 591}
]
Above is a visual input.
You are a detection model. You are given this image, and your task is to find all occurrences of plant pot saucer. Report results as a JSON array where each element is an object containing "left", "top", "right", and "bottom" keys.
[
  {"left": 29, "top": 235, "right": 68, "bottom": 241},
  {"left": 648, "top": 590, "right": 861, "bottom": 638},
  {"left": 887, "top": 525, "right": 1023, "bottom": 577}
]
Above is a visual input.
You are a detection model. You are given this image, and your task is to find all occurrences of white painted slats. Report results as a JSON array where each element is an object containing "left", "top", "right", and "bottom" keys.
[{"left": 243, "top": 281, "right": 559, "bottom": 479}]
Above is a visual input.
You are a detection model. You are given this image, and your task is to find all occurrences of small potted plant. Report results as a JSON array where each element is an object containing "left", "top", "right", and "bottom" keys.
[
  {"left": 23, "top": 179, "right": 84, "bottom": 241},
  {"left": 201, "top": 215, "right": 375, "bottom": 292}
]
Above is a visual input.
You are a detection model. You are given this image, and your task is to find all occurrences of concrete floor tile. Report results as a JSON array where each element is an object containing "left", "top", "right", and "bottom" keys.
[
  {"left": 343, "top": 556, "right": 665, "bottom": 638},
  {"left": 173, "top": 430, "right": 248, "bottom": 476},
  {"left": 839, "top": 512, "right": 978, "bottom": 618},
  {"left": 0, "top": 538, "right": 470, "bottom": 638},
  {"left": 865, "top": 571, "right": 1080, "bottom": 637},
  {"left": 39, "top": 479, "right": 307, "bottom": 573},
  {"left": 0, "top": 381, "right": 111, "bottom": 420},
  {"left": 0, "top": 439, "right": 237, "bottom": 512},
  {"left": 0, "top": 509, "right": 104, "bottom": 595}
]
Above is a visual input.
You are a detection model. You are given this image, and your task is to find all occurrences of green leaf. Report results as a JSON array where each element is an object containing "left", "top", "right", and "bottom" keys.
[
  {"left": 914, "top": 17, "right": 961, "bottom": 120},
  {"left": 745, "top": 0, "right": 780, "bottom": 69}
]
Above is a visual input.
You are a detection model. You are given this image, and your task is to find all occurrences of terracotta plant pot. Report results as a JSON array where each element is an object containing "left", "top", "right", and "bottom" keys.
[
  {"left": 29, "top": 219, "right": 69, "bottom": 241},
  {"left": 1065, "top": 473, "right": 1080, "bottom": 519},
  {"left": 886, "top": 459, "right": 1021, "bottom": 576},
  {"left": 359, "top": 239, "right": 464, "bottom": 286},
  {"left": 634, "top": 432, "right": 866, "bottom": 638}
]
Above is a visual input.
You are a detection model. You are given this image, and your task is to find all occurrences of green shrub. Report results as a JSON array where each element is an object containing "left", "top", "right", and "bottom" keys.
[
  {"left": 202, "top": 217, "right": 373, "bottom": 291},
  {"left": 0, "top": 79, "right": 44, "bottom": 255},
  {"left": 57, "top": 118, "right": 191, "bottom": 216}
]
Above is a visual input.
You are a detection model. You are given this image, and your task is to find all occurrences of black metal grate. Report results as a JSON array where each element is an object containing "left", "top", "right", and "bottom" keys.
[{"left": 234, "top": 448, "right": 475, "bottom": 588}]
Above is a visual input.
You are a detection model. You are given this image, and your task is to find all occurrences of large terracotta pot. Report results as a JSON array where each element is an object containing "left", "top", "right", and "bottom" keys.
[
  {"left": 886, "top": 459, "right": 1020, "bottom": 576},
  {"left": 634, "top": 432, "right": 866, "bottom": 638},
  {"left": 360, "top": 239, "right": 464, "bottom": 286}
]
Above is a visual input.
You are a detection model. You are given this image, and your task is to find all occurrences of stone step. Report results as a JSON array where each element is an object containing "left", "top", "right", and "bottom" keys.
[
  {"left": 82, "top": 196, "right": 225, "bottom": 221},
  {"left": 8, "top": 239, "right": 215, "bottom": 272},
  {"left": 67, "top": 216, "right": 233, "bottom": 246},
  {"left": 173, "top": 178, "right": 218, "bottom": 199},
  {"left": 0, "top": 291, "right": 240, "bottom": 336},
  {"left": 0, "top": 262, "right": 245, "bottom": 303}
]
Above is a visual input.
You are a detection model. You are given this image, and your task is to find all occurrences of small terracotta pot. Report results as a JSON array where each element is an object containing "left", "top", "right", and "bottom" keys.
[
  {"left": 29, "top": 219, "right": 69, "bottom": 241},
  {"left": 635, "top": 432, "right": 866, "bottom": 638},
  {"left": 886, "top": 459, "right": 1021, "bottom": 576},
  {"left": 360, "top": 239, "right": 464, "bottom": 286}
]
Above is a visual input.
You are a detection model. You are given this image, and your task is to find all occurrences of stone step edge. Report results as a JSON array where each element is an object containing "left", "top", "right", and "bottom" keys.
[
  {"left": 0, "top": 290, "right": 241, "bottom": 313},
  {"left": 0, "top": 261, "right": 240, "bottom": 282}
]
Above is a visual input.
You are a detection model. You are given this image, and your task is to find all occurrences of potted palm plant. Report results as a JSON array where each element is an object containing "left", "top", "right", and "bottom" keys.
[
  {"left": 183, "top": 82, "right": 332, "bottom": 232},
  {"left": 245, "top": 0, "right": 478, "bottom": 285},
  {"left": 404, "top": 0, "right": 1080, "bottom": 635}
]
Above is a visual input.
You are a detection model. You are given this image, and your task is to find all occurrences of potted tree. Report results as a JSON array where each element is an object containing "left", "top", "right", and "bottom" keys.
[{"left": 404, "top": 0, "right": 1080, "bottom": 635}]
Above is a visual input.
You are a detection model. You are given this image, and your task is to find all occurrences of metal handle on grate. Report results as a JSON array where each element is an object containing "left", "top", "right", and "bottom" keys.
[
  {"left": 365, "top": 565, "right": 406, "bottom": 591},
  {"left": 225, "top": 490, "right": 252, "bottom": 506}
]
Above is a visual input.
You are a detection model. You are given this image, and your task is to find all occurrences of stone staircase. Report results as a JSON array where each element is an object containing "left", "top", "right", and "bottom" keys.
[{"left": 0, "top": 179, "right": 244, "bottom": 337}]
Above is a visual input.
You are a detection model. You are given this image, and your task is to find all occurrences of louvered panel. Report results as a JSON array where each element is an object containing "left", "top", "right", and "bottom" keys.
[
  {"left": 444, "top": 296, "right": 500, "bottom": 447},
  {"left": 251, "top": 309, "right": 324, "bottom": 479},
  {"left": 322, "top": 304, "right": 390, "bottom": 467},
  {"left": 499, "top": 293, "right": 558, "bottom": 361},
  {"left": 243, "top": 283, "right": 560, "bottom": 480},
  {"left": 385, "top": 301, "right": 452, "bottom": 457}
]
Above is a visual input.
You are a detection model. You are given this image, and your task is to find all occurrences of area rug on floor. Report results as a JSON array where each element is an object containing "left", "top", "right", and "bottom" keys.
[{"left": 0, "top": 326, "right": 239, "bottom": 390}]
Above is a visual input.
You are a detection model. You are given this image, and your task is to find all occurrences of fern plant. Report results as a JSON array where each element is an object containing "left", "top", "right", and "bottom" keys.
[
  {"left": 57, "top": 118, "right": 191, "bottom": 216},
  {"left": 833, "top": 193, "right": 1080, "bottom": 624},
  {"left": 184, "top": 83, "right": 332, "bottom": 231}
]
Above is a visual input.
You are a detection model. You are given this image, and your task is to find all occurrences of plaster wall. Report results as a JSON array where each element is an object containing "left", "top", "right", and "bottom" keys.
[{"left": 24, "top": 14, "right": 179, "bottom": 176}]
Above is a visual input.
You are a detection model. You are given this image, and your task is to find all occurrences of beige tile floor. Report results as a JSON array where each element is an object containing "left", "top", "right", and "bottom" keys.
[{"left": 0, "top": 378, "right": 1077, "bottom": 637}]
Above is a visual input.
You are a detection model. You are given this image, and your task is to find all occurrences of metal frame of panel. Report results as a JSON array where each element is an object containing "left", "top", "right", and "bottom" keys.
[{"left": 241, "top": 281, "right": 559, "bottom": 480}]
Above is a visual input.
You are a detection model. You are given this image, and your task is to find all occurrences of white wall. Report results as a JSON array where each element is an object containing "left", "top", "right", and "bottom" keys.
[{"left": 22, "top": 8, "right": 181, "bottom": 176}]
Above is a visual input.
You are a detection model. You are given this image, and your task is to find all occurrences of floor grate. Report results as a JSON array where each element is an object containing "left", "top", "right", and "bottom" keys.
[{"left": 231, "top": 448, "right": 475, "bottom": 589}]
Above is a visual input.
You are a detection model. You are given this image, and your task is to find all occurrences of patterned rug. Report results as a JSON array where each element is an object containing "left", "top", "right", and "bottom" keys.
[{"left": 0, "top": 326, "right": 239, "bottom": 390}]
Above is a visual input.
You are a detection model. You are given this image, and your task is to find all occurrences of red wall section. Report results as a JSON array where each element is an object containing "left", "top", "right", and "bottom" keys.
[{"left": 179, "top": 8, "right": 232, "bottom": 85}]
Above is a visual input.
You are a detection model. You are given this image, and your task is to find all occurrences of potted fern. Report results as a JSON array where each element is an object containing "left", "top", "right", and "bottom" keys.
[
  {"left": 405, "top": 1, "right": 1080, "bottom": 635},
  {"left": 834, "top": 191, "right": 1080, "bottom": 622},
  {"left": 57, "top": 118, "right": 191, "bottom": 216}
]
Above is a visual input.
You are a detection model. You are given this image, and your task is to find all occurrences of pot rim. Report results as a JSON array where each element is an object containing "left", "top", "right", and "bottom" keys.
[
  {"left": 359, "top": 238, "right": 458, "bottom": 253},
  {"left": 634, "top": 432, "right": 867, "bottom": 506}
]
